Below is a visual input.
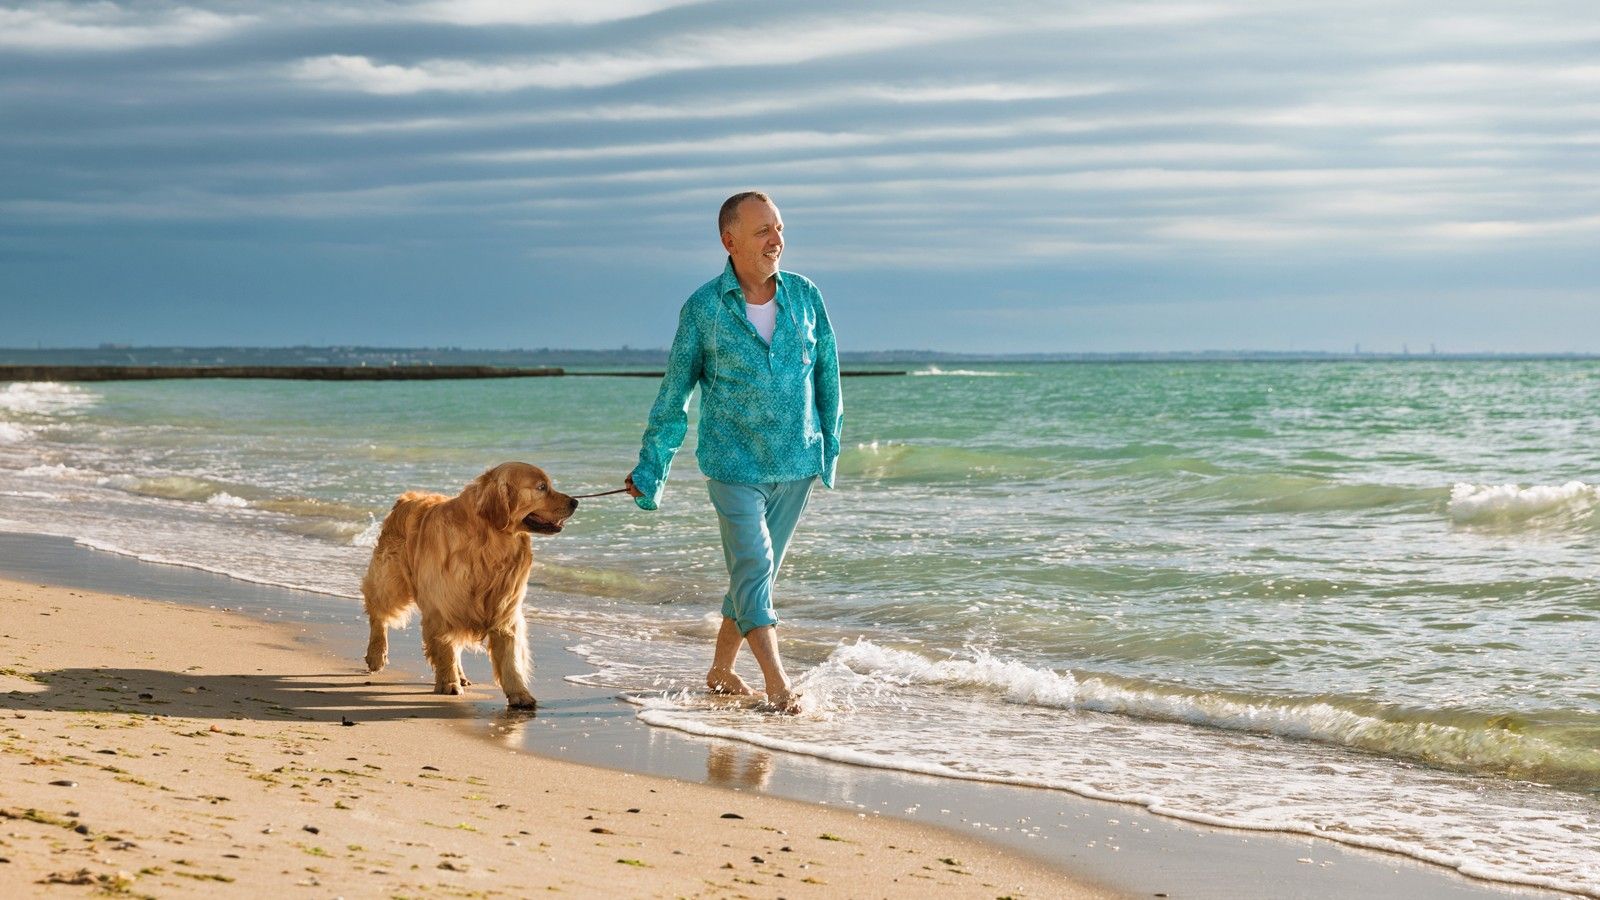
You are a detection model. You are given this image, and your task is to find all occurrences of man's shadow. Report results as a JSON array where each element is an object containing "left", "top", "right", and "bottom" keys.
[{"left": 0, "top": 665, "right": 526, "bottom": 725}]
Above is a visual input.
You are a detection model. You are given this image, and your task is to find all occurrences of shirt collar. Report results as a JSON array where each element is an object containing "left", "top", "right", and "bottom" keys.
[{"left": 718, "top": 257, "right": 785, "bottom": 306}]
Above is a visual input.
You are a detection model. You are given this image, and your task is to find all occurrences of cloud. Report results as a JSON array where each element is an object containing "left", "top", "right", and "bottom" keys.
[
  {"left": 281, "top": 3, "right": 1253, "bottom": 96},
  {"left": 0, "top": 78, "right": 1126, "bottom": 148},
  {"left": 0, "top": 2, "right": 253, "bottom": 52},
  {"left": 289, "top": 15, "right": 1005, "bottom": 94},
  {"left": 402, "top": 0, "right": 712, "bottom": 27},
  {"left": 4, "top": 0, "right": 1599, "bottom": 351},
  {"left": 0, "top": 0, "right": 712, "bottom": 53},
  {"left": 1428, "top": 215, "right": 1600, "bottom": 239}
]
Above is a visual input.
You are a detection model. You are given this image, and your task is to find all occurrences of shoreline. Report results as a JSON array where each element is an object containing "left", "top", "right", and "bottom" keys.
[{"left": 0, "top": 531, "right": 1570, "bottom": 899}]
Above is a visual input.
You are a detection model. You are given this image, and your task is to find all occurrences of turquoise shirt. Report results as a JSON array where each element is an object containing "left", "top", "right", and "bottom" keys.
[{"left": 630, "top": 259, "right": 842, "bottom": 510}]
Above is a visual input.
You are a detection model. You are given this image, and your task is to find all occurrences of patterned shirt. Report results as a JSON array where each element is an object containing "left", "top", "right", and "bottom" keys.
[{"left": 629, "top": 259, "right": 842, "bottom": 510}]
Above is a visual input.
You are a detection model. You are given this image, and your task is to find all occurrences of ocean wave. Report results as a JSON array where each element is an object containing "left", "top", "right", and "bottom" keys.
[
  {"left": 909, "top": 366, "right": 1017, "bottom": 377},
  {"left": 351, "top": 518, "right": 383, "bottom": 548},
  {"left": 1103, "top": 453, "right": 1227, "bottom": 477},
  {"left": 0, "top": 382, "right": 98, "bottom": 416},
  {"left": 0, "top": 489, "right": 61, "bottom": 500},
  {"left": 276, "top": 518, "right": 369, "bottom": 544},
  {"left": 205, "top": 491, "right": 251, "bottom": 508},
  {"left": 824, "top": 640, "right": 1600, "bottom": 786},
  {"left": 108, "top": 474, "right": 231, "bottom": 503},
  {"left": 18, "top": 463, "right": 99, "bottom": 481},
  {"left": 98, "top": 474, "right": 384, "bottom": 540},
  {"left": 1449, "top": 481, "right": 1598, "bottom": 524},
  {"left": 828, "top": 640, "right": 1079, "bottom": 708},
  {"left": 534, "top": 562, "right": 662, "bottom": 600},
  {"left": 838, "top": 440, "right": 1055, "bottom": 482},
  {"left": 255, "top": 496, "right": 374, "bottom": 520},
  {"left": 1171, "top": 473, "right": 1442, "bottom": 513},
  {"left": 0, "top": 422, "right": 31, "bottom": 443}
]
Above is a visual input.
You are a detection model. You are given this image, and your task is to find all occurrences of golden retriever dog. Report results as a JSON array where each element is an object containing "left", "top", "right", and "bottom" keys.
[{"left": 360, "top": 462, "right": 577, "bottom": 709}]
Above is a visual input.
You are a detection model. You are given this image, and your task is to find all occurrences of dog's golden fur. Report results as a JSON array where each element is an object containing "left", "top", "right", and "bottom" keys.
[{"left": 360, "top": 462, "right": 577, "bottom": 709}]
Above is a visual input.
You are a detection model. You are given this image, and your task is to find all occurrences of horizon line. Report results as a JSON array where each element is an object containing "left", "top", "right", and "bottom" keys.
[{"left": 4, "top": 344, "right": 1598, "bottom": 361}]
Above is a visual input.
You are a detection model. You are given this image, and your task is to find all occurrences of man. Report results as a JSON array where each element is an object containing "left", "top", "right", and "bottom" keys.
[{"left": 625, "top": 191, "right": 842, "bottom": 715}]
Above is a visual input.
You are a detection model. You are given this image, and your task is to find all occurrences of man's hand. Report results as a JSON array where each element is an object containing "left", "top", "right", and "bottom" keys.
[{"left": 624, "top": 474, "right": 643, "bottom": 499}]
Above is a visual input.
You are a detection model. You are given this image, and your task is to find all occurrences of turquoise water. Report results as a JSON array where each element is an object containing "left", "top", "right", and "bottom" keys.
[{"left": 2, "top": 362, "right": 1597, "bottom": 895}]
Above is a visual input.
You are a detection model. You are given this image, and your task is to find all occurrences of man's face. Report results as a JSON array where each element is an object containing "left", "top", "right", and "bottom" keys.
[{"left": 722, "top": 198, "right": 783, "bottom": 282}]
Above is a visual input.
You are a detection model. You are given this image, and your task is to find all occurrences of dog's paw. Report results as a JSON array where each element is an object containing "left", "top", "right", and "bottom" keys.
[
  {"left": 365, "top": 653, "right": 388, "bottom": 673},
  {"left": 457, "top": 674, "right": 473, "bottom": 687},
  {"left": 433, "top": 682, "right": 464, "bottom": 696},
  {"left": 505, "top": 692, "right": 537, "bottom": 710}
]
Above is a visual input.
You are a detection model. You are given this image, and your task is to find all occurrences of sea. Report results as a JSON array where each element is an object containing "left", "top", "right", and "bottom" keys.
[{"left": 1, "top": 361, "right": 1596, "bottom": 896}]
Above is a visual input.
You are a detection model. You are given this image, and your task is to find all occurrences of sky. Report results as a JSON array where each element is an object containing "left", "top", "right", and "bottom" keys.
[{"left": 1, "top": 0, "right": 1597, "bottom": 354}]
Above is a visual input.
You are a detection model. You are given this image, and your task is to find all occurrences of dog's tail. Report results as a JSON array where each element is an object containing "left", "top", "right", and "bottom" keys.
[{"left": 360, "top": 491, "right": 431, "bottom": 629}]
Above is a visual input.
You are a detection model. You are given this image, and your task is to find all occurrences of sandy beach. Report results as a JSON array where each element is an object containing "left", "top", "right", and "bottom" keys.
[
  {"left": 0, "top": 531, "right": 1570, "bottom": 899},
  {"left": 0, "top": 574, "right": 1112, "bottom": 898}
]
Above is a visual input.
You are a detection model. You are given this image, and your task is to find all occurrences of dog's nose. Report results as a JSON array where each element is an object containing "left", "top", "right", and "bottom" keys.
[{"left": 570, "top": 498, "right": 580, "bottom": 509}]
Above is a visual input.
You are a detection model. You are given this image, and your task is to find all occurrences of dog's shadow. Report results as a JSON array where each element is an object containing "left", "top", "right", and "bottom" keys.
[{"left": 0, "top": 665, "right": 531, "bottom": 726}]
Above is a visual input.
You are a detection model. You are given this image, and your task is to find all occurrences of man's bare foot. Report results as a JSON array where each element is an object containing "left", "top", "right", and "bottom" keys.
[
  {"left": 764, "top": 687, "right": 804, "bottom": 715},
  {"left": 707, "top": 667, "right": 756, "bottom": 696}
]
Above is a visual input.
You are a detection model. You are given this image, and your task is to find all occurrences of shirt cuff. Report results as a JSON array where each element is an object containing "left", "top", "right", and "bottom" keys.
[{"left": 630, "top": 467, "right": 664, "bottom": 511}]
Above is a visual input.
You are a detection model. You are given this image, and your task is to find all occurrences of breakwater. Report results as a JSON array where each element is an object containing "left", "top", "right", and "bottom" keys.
[{"left": 0, "top": 366, "right": 904, "bottom": 382}]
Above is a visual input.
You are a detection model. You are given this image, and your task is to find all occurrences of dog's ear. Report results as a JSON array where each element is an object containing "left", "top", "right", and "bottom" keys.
[{"left": 473, "top": 473, "right": 516, "bottom": 532}]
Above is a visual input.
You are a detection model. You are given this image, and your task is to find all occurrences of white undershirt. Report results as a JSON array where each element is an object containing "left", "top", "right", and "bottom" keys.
[{"left": 745, "top": 300, "right": 777, "bottom": 344}]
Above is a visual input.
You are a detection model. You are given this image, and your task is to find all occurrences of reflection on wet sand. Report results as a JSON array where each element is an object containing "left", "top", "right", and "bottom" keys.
[
  {"left": 706, "top": 742, "right": 773, "bottom": 790},
  {"left": 487, "top": 707, "right": 539, "bottom": 751}
]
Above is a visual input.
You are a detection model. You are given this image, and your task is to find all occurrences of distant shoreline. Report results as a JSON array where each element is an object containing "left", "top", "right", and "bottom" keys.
[{"left": 2, "top": 345, "right": 1595, "bottom": 369}]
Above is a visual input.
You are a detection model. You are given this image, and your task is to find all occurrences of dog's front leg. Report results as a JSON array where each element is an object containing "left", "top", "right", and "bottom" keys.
[
  {"left": 421, "top": 616, "right": 463, "bottom": 695},
  {"left": 488, "top": 619, "right": 535, "bottom": 709}
]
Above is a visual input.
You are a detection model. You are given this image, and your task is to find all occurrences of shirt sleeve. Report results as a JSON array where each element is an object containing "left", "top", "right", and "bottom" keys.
[
  {"left": 812, "top": 290, "right": 843, "bottom": 489},
  {"left": 629, "top": 302, "right": 703, "bottom": 510}
]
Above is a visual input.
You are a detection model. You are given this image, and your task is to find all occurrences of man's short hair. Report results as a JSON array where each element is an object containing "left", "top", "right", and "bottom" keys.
[{"left": 718, "top": 191, "right": 772, "bottom": 235}]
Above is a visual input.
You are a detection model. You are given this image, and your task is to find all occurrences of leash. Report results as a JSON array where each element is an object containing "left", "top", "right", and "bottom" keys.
[{"left": 568, "top": 487, "right": 631, "bottom": 499}]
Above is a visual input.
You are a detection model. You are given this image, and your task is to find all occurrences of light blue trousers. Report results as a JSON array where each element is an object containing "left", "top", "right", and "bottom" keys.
[{"left": 706, "top": 477, "right": 816, "bottom": 635}]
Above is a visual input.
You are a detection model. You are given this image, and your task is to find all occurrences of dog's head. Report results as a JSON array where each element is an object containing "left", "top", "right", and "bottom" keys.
[{"left": 468, "top": 462, "right": 577, "bottom": 536}]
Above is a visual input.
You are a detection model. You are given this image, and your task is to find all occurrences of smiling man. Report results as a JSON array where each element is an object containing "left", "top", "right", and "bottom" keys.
[{"left": 625, "top": 191, "right": 842, "bottom": 714}]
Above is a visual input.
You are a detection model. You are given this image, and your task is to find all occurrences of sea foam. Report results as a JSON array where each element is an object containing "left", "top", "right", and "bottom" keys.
[
  {"left": 19, "top": 463, "right": 97, "bottom": 480},
  {"left": 817, "top": 640, "right": 1600, "bottom": 784},
  {"left": 910, "top": 365, "right": 1014, "bottom": 377},
  {"left": 0, "top": 382, "right": 97, "bottom": 415},
  {"left": 1448, "top": 481, "right": 1598, "bottom": 523},
  {"left": 351, "top": 518, "right": 383, "bottom": 548},
  {"left": 619, "top": 639, "right": 1600, "bottom": 897},
  {"left": 205, "top": 492, "right": 251, "bottom": 509},
  {"left": 828, "top": 640, "right": 1079, "bottom": 708}
]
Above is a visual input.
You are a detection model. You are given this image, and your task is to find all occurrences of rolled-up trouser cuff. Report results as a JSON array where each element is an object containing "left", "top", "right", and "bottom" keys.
[{"left": 723, "top": 594, "right": 779, "bottom": 635}]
